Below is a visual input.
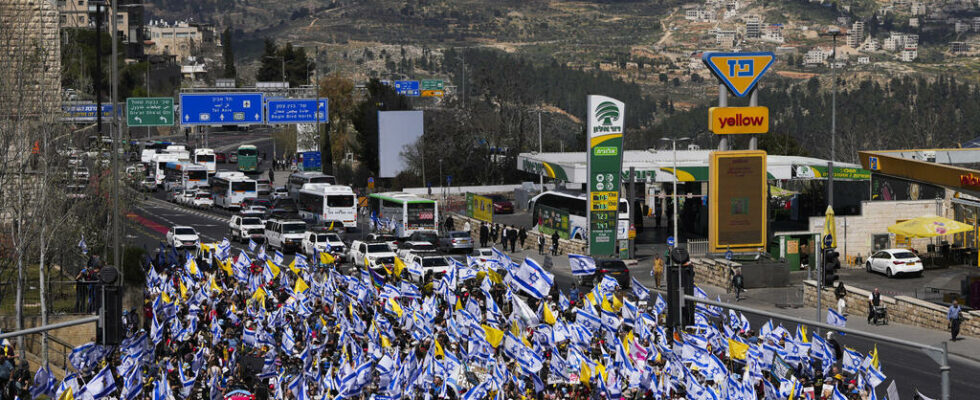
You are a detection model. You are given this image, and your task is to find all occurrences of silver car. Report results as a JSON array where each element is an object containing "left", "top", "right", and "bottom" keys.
[{"left": 439, "top": 231, "right": 474, "bottom": 253}]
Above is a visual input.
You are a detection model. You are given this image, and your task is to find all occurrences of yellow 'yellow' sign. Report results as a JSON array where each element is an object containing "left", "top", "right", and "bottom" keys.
[{"left": 709, "top": 106, "right": 769, "bottom": 134}]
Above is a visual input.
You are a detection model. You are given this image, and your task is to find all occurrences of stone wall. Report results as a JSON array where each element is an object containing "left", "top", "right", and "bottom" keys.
[
  {"left": 803, "top": 280, "right": 980, "bottom": 338},
  {"left": 691, "top": 257, "right": 735, "bottom": 289},
  {"left": 447, "top": 214, "right": 588, "bottom": 255},
  {"left": 808, "top": 199, "right": 943, "bottom": 263}
]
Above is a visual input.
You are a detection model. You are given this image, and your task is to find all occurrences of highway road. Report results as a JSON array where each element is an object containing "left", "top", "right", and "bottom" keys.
[{"left": 127, "top": 131, "right": 980, "bottom": 399}]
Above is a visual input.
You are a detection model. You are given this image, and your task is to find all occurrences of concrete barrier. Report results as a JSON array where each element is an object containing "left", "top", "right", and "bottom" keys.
[{"left": 803, "top": 280, "right": 980, "bottom": 338}]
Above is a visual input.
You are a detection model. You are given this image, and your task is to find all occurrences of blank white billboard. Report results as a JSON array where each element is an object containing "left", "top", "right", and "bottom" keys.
[{"left": 378, "top": 110, "right": 424, "bottom": 178}]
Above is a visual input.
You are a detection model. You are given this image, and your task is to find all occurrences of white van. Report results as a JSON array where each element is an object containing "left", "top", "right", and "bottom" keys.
[{"left": 264, "top": 218, "right": 307, "bottom": 252}]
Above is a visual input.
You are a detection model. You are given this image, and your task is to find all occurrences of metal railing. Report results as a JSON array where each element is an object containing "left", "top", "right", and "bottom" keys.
[{"left": 687, "top": 239, "right": 709, "bottom": 256}]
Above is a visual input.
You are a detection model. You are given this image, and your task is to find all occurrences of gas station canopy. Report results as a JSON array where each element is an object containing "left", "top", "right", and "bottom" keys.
[{"left": 518, "top": 150, "right": 868, "bottom": 184}]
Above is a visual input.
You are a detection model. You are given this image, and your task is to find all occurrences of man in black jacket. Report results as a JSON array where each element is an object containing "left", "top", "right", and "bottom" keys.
[{"left": 479, "top": 222, "right": 489, "bottom": 248}]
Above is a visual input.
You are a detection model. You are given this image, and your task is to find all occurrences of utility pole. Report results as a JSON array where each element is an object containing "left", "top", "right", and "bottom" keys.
[
  {"left": 537, "top": 111, "right": 543, "bottom": 191},
  {"left": 111, "top": 0, "right": 122, "bottom": 283},
  {"left": 95, "top": 2, "right": 103, "bottom": 137},
  {"left": 824, "top": 27, "right": 840, "bottom": 211}
]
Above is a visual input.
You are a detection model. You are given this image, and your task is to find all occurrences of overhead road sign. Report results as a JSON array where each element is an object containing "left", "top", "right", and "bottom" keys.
[
  {"left": 179, "top": 92, "right": 264, "bottom": 125},
  {"left": 420, "top": 80, "right": 444, "bottom": 90},
  {"left": 126, "top": 97, "right": 174, "bottom": 127},
  {"left": 267, "top": 99, "right": 328, "bottom": 124},
  {"left": 421, "top": 90, "right": 444, "bottom": 97},
  {"left": 61, "top": 104, "right": 119, "bottom": 122},
  {"left": 394, "top": 81, "right": 420, "bottom": 97},
  {"left": 708, "top": 106, "right": 769, "bottom": 134},
  {"left": 702, "top": 52, "right": 775, "bottom": 97}
]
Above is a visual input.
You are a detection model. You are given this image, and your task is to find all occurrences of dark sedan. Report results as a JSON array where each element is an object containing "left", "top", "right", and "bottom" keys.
[
  {"left": 215, "top": 153, "right": 226, "bottom": 163},
  {"left": 489, "top": 195, "right": 514, "bottom": 214}
]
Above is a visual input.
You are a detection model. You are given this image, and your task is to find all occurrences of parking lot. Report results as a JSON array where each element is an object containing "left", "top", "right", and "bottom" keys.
[{"left": 836, "top": 263, "right": 978, "bottom": 302}]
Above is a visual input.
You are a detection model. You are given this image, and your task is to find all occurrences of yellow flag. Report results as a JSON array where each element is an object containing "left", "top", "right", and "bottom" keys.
[
  {"left": 542, "top": 303, "right": 556, "bottom": 325},
  {"left": 179, "top": 281, "right": 188, "bottom": 299},
  {"left": 624, "top": 331, "right": 634, "bottom": 356},
  {"left": 58, "top": 386, "right": 74, "bottom": 400},
  {"left": 455, "top": 297, "right": 464, "bottom": 311},
  {"left": 728, "top": 338, "right": 748, "bottom": 360},
  {"left": 251, "top": 287, "right": 267, "bottom": 308},
  {"left": 381, "top": 336, "right": 391, "bottom": 348},
  {"left": 220, "top": 259, "right": 233, "bottom": 276},
  {"left": 295, "top": 277, "right": 310, "bottom": 294},
  {"left": 289, "top": 258, "right": 299, "bottom": 275},
  {"left": 393, "top": 256, "right": 407, "bottom": 277},
  {"left": 161, "top": 290, "right": 172, "bottom": 304},
  {"left": 187, "top": 259, "right": 199, "bottom": 276},
  {"left": 364, "top": 256, "right": 371, "bottom": 268},
  {"left": 586, "top": 292, "right": 597, "bottom": 306},
  {"left": 482, "top": 325, "right": 505, "bottom": 348},
  {"left": 209, "top": 276, "right": 222, "bottom": 294},
  {"left": 800, "top": 325, "right": 810, "bottom": 343},
  {"left": 871, "top": 344, "right": 879, "bottom": 369},
  {"left": 319, "top": 252, "right": 335, "bottom": 265},
  {"left": 611, "top": 294, "right": 623, "bottom": 311},
  {"left": 329, "top": 221, "right": 335, "bottom": 231},
  {"left": 511, "top": 320, "right": 521, "bottom": 337},
  {"left": 595, "top": 362, "right": 607, "bottom": 381},
  {"left": 487, "top": 269, "right": 503, "bottom": 284},
  {"left": 434, "top": 340, "right": 445, "bottom": 358},
  {"left": 579, "top": 361, "right": 591, "bottom": 386},
  {"left": 266, "top": 260, "right": 280, "bottom": 278},
  {"left": 387, "top": 298, "right": 404, "bottom": 318}
]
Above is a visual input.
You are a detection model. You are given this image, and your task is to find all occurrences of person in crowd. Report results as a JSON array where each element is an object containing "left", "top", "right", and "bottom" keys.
[
  {"left": 499, "top": 226, "right": 508, "bottom": 251},
  {"left": 479, "top": 222, "right": 489, "bottom": 248},
  {"left": 537, "top": 234, "right": 546, "bottom": 255},
  {"left": 508, "top": 226, "right": 518, "bottom": 252},
  {"left": 868, "top": 287, "right": 882, "bottom": 324},
  {"left": 551, "top": 231, "right": 560, "bottom": 256},
  {"left": 835, "top": 281, "right": 848, "bottom": 316},
  {"left": 949, "top": 299, "right": 962, "bottom": 341},
  {"left": 445, "top": 216, "right": 455, "bottom": 232},
  {"left": 75, "top": 263, "right": 92, "bottom": 313},
  {"left": 518, "top": 227, "right": 527, "bottom": 249},
  {"left": 652, "top": 254, "right": 664, "bottom": 288},
  {"left": 462, "top": 220, "right": 471, "bottom": 234},
  {"left": 491, "top": 224, "right": 500, "bottom": 245}
]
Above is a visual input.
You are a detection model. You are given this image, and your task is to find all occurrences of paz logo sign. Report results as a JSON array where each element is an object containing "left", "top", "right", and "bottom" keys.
[
  {"left": 591, "top": 101, "right": 623, "bottom": 135},
  {"left": 702, "top": 52, "right": 775, "bottom": 97}
]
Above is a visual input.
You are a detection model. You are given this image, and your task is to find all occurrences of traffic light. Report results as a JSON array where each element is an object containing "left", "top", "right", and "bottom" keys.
[
  {"left": 823, "top": 249, "right": 840, "bottom": 286},
  {"left": 98, "top": 285, "right": 123, "bottom": 345},
  {"left": 667, "top": 248, "right": 695, "bottom": 328}
]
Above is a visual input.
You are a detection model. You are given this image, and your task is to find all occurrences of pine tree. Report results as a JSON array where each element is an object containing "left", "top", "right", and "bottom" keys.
[{"left": 221, "top": 27, "right": 236, "bottom": 80}]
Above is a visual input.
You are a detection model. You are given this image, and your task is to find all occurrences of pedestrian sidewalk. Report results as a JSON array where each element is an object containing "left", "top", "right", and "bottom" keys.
[{"left": 696, "top": 283, "right": 980, "bottom": 364}]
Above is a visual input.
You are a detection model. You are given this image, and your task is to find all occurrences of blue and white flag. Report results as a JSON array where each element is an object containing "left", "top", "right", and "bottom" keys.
[
  {"left": 842, "top": 347, "right": 863, "bottom": 374},
  {"left": 56, "top": 374, "right": 80, "bottom": 400},
  {"left": 827, "top": 308, "right": 847, "bottom": 329},
  {"left": 866, "top": 364, "right": 886, "bottom": 388},
  {"left": 599, "top": 274, "right": 620, "bottom": 294},
  {"left": 79, "top": 235, "right": 88, "bottom": 255},
  {"left": 568, "top": 254, "right": 596, "bottom": 276},
  {"left": 273, "top": 250, "right": 284, "bottom": 266},
  {"left": 831, "top": 386, "right": 848, "bottom": 400},
  {"left": 84, "top": 365, "right": 117, "bottom": 399},
  {"left": 631, "top": 277, "right": 650, "bottom": 301},
  {"left": 30, "top": 366, "right": 56, "bottom": 399},
  {"left": 248, "top": 238, "right": 258, "bottom": 252},
  {"left": 509, "top": 258, "right": 553, "bottom": 299}
]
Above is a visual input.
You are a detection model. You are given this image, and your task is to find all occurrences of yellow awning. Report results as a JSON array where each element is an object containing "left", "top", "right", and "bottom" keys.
[{"left": 887, "top": 216, "right": 973, "bottom": 238}]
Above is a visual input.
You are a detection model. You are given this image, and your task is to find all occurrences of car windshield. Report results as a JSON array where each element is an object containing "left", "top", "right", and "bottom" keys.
[
  {"left": 315, "top": 234, "right": 332, "bottom": 242},
  {"left": 282, "top": 223, "right": 306, "bottom": 233},
  {"left": 422, "top": 257, "right": 449, "bottom": 267},
  {"left": 175, "top": 228, "right": 196, "bottom": 235},
  {"left": 242, "top": 217, "right": 262, "bottom": 225},
  {"left": 325, "top": 233, "right": 341, "bottom": 242},
  {"left": 368, "top": 244, "right": 391, "bottom": 252},
  {"left": 893, "top": 252, "right": 917, "bottom": 259}
]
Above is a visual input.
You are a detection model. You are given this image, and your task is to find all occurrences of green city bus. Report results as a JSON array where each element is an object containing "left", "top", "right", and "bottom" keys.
[{"left": 237, "top": 145, "right": 258, "bottom": 173}]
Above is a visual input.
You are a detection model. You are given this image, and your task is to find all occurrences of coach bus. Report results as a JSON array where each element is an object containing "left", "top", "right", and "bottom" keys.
[
  {"left": 193, "top": 148, "right": 217, "bottom": 174},
  {"left": 150, "top": 153, "right": 180, "bottom": 187},
  {"left": 528, "top": 190, "right": 630, "bottom": 241},
  {"left": 286, "top": 171, "right": 336, "bottom": 199},
  {"left": 237, "top": 145, "right": 258, "bottom": 173},
  {"left": 211, "top": 171, "right": 257, "bottom": 210},
  {"left": 367, "top": 192, "right": 438, "bottom": 238},
  {"left": 296, "top": 183, "right": 358, "bottom": 229},
  {"left": 163, "top": 162, "right": 209, "bottom": 192}
]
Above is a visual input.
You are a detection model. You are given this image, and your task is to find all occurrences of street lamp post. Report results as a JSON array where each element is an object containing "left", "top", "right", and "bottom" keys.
[
  {"left": 660, "top": 137, "right": 690, "bottom": 249},
  {"left": 538, "top": 111, "right": 543, "bottom": 191},
  {"left": 822, "top": 27, "right": 840, "bottom": 211}
]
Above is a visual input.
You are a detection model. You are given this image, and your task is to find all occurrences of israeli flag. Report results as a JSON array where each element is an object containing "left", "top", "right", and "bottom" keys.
[
  {"left": 827, "top": 307, "right": 847, "bottom": 329},
  {"left": 832, "top": 386, "right": 849, "bottom": 400},
  {"left": 842, "top": 347, "right": 863, "bottom": 374},
  {"left": 866, "top": 364, "right": 886, "bottom": 388},
  {"left": 654, "top": 293, "right": 667, "bottom": 316},
  {"left": 30, "top": 366, "right": 56, "bottom": 399},
  {"left": 407, "top": 260, "right": 424, "bottom": 277},
  {"left": 248, "top": 238, "right": 258, "bottom": 252},
  {"left": 84, "top": 365, "right": 117, "bottom": 399},
  {"left": 568, "top": 254, "right": 597, "bottom": 276},
  {"left": 78, "top": 235, "right": 88, "bottom": 255},
  {"left": 509, "top": 258, "right": 553, "bottom": 299},
  {"left": 631, "top": 277, "right": 650, "bottom": 300},
  {"left": 273, "top": 250, "right": 284, "bottom": 266}
]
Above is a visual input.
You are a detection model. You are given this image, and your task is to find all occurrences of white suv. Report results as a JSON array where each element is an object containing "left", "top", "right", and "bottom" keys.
[
  {"left": 406, "top": 254, "right": 451, "bottom": 284},
  {"left": 302, "top": 231, "right": 347, "bottom": 260},
  {"left": 229, "top": 215, "right": 265, "bottom": 243},
  {"left": 396, "top": 241, "right": 438, "bottom": 261},
  {"left": 167, "top": 226, "right": 200, "bottom": 250},
  {"left": 349, "top": 240, "right": 397, "bottom": 270}
]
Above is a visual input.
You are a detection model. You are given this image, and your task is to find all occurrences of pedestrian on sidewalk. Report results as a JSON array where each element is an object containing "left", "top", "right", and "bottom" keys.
[
  {"left": 551, "top": 231, "right": 560, "bottom": 256},
  {"left": 867, "top": 288, "right": 882, "bottom": 324},
  {"left": 835, "top": 281, "right": 848, "bottom": 316},
  {"left": 508, "top": 226, "right": 517, "bottom": 252},
  {"left": 518, "top": 227, "right": 527, "bottom": 249},
  {"left": 538, "top": 235, "right": 545, "bottom": 255},
  {"left": 652, "top": 255, "right": 664, "bottom": 288},
  {"left": 463, "top": 220, "right": 471, "bottom": 234},
  {"left": 479, "top": 222, "right": 489, "bottom": 248},
  {"left": 948, "top": 299, "right": 962, "bottom": 341}
]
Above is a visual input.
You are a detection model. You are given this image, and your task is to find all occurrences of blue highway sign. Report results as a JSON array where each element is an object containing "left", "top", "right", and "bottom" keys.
[
  {"left": 179, "top": 93, "right": 264, "bottom": 125},
  {"left": 267, "top": 99, "right": 328, "bottom": 124},
  {"left": 394, "top": 80, "right": 421, "bottom": 97}
]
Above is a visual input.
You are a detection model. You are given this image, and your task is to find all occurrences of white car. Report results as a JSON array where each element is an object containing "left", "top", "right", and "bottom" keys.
[
  {"left": 302, "top": 230, "right": 347, "bottom": 259},
  {"left": 866, "top": 249, "right": 924, "bottom": 277},
  {"left": 178, "top": 190, "right": 197, "bottom": 206},
  {"left": 396, "top": 241, "right": 438, "bottom": 261},
  {"left": 271, "top": 186, "right": 289, "bottom": 201},
  {"left": 167, "top": 226, "right": 200, "bottom": 250},
  {"left": 349, "top": 240, "right": 397, "bottom": 270},
  {"left": 471, "top": 248, "right": 495, "bottom": 264},
  {"left": 229, "top": 215, "right": 265, "bottom": 244},
  {"left": 191, "top": 192, "right": 214, "bottom": 208},
  {"left": 405, "top": 254, "right": 452, "bottom": 284}
]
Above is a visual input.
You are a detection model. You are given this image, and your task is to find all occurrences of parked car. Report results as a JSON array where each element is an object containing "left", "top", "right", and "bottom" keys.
[
  {"left": 349, "top": 240, "right": 398, "bottom": 269},
  {"left": 396, "top": 241, "right": 438, "bottom": 260},
  {"left": 271, "top": 186, "right": 289, "bottom": 201},
  {"left": 489, "top": 195, "right": 515, "bottom": 214},
  {"left": 471, "top": 248, "right": 495, "bottom": 264},
  {"left": 215, "top": 153, "right": 226, "bottom": 163},
  {"left": 229, "top": 215, "right": 266, "bottom": 243},
  {"left": 191, "top": 192, "right": 214, "bottom": 208},
  {"left": 228, "top": 153, "right": 238, "bottom": 163},
  {"left": 407, "top": 230, "right": 439, "bottom": 245},
  {"left": 302, "top": 230, "right": 348, "bottom": 260},
  {"left": 256, "top": 179, "right": 272, "bottom": 196},
  {"left": 866, "top": 249, "right": 924, "bottom": 277},
  {"left": 167, "top": 225, "right": 200, "bottom": 250},
  {"left": 577, "top": 259, "right": 631, "bottom": 288},
  {"left": 366, "top": 233, "right": 399, "bottom": 249},
  {"left": 268, "top": 198, "right": 298, "bottom": 219},
  {"left": 439, "top": 231, "right": 474, "bottom": 253}
]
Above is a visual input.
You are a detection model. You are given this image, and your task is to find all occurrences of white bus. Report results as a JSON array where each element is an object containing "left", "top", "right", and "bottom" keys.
[
  {"left": 210, "top": 171, "right": 257, "bottom": 210},
  {"left": 296, "top": 183, "right": 357, "bottom": 229},
  {"left": 150, "top": 153, "right": 180, "bottom": 186},
  {"left": 286, "top": 172, "right": 336, "bottom": 199},
  {"left": 163, "top": 162, "right": 209, "bottom": 192},
  {"left": 528, "top": 190, "right": 630, "bottom": 241},
  {"left": 367, "top": 192, "right": 438, "bottom": 238},
  {"left": 193, "top": 148, "right": 217, "bottom": 174}
]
